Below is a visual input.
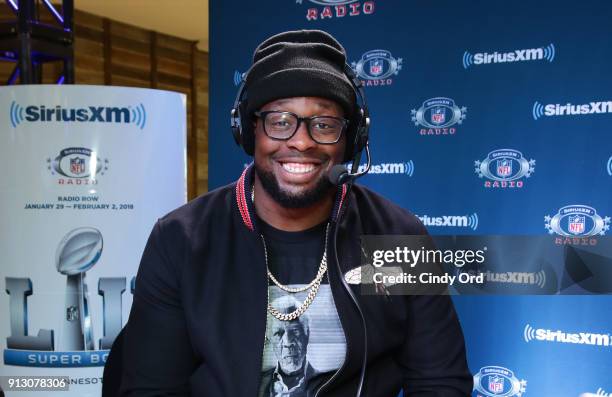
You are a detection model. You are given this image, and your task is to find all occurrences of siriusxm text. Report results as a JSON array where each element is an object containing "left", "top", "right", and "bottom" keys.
[
  {"left": 23, "top": 106, "right": 132, "bottom": 123},
  {"left": 534, "top": 328, "right": 610, "bottom": 347},
  {"left": 544, "top": 101, "right": 612, "bottom": 116},
  {"left": 358, "top": 163, "right": 409, "bottom": 174},
  {"left": 482, "top": 271, "right": 540, "bottom": 285},
  {"left": 474, "top": 48, "right": 544, "bottom": 64},
  {"left": 418, "top": 215, "right": 469, "bottom": 227}
]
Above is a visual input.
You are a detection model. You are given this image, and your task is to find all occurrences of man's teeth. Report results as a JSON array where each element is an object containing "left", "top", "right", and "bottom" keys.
[{"left": 281, "top": 162, "right": 316, "bottom": 174}]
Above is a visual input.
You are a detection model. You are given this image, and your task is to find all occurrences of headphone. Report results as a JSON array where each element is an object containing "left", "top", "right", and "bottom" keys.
[{"left": 230, "top": 64, "right": 370, "bottom": 163}]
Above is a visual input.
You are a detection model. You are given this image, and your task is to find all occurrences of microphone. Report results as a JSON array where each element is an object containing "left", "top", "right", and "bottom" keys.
[
  {"left": 328, "top": 144, "right": 371, "bottom": 185},
  {"left": 327, "top": 144, "right": 371, "bottom": 397},
  {"left": 328, "top": 165, "right": 350, "bottom": 185}
]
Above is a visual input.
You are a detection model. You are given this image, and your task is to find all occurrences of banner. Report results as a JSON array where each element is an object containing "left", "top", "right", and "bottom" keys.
[
  {"left": 0, "top": 85, "right": 186, "bottom": 396},
  {"left": 209, "top": 1, "right": 612, "bottom": 396}
]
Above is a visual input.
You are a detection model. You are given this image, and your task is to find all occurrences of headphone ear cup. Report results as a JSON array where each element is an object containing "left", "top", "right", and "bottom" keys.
[
  {"left": 356, "top": 117, "right": 370, "bottom": 152},
  {"left": 239, "top": 101, "right": 255, "bottom": 156},
  {"left": 355, "top": 128, "right": 366, "bottom": 152},
  {"left": 231, "top": 107, "right": 242, "bottom": 146},
  {"left": 345, "top": 108, "right": 369, "bottom": 162}
]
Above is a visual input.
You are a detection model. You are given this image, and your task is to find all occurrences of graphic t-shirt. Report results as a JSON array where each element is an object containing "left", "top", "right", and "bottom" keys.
[{"left": 258, "top": 220, "right": 346, "bottom": 397}]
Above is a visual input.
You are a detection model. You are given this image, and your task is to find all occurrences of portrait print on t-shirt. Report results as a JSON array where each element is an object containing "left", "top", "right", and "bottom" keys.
[{"left": 258, "top": 286, "right": 346, "bottom": 397}]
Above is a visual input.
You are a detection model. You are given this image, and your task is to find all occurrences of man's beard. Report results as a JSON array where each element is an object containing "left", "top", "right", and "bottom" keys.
[
  {"left": 279, "top": 354, "right": 305, "bottom": 375},
  {"left": 255, "top": 164, "right": 334, "bottom": 209}
]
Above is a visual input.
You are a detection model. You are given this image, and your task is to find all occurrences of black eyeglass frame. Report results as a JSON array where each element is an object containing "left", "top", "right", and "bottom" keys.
[{"left": 253, "top": 110, "right": 349, "bottom": 145}]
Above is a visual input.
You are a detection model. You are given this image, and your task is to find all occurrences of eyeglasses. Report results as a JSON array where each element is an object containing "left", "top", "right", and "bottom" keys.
[{"left": 254, "top": 111, "right": 348, "bottom": 144}]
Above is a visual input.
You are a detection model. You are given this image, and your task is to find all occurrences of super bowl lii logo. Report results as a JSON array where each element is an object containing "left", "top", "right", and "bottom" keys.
[
  {"left": 4, "top": 228, "right": 135, "bottom": 367},
  {"left": 296, "top": 0, "right": 375, "bottom": 21},
  {"left": 351, "top": 49, "right": 402, "bottom": 87},
  {"left": 473, "top": 366, "right": 527, "bottom": 397},
  {"left": 411, "top": 97, "right": 467, "bottom": 135},
  {"left": 47, "top": 147, "right": 109, "bottom": 185},
  {"left": 475, "top": 149, "right": 535, "bottom": 188},
  {"left": 545, "top": 205, "right": 610, "bottom": 246}
]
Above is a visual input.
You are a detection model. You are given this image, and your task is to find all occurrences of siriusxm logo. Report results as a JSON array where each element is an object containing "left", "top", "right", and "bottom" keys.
[
  {"left": 233, "top": 70, "right": 244, "bottom": 87},
  {"left": 355, "top": 161, "right": 414, "bottom": 176},
  {"left": 463, "top": 43, "right": 555, "bottom": 69},
  {"left": 545, "top": 205, "right": 610, "bottom": 237},
  {"left": 481, "top": 270, "right": 546, "bottom": 288},
  {"left": 607, "top": 156, "right": 612, "bottom": 176},
  {"left": 9, "top": 102, "right": 147, "bottom": 129},
  {"left": 532, "top": 100, "right": 612, "bottom": 120},
  {"left": 417, "top": 213, "right": 478, "bottom": 230},
  {"left": 473, "top": 366, "right": 527, "bottom": 397},
  {"left": 524, "top": 324, "right": 611, "bottom": 348},
  {"left": 297, "top": 0, "right": 375, "bottom": 20},
  {"left": 594, "top": 388, "right": 610, "bottom": 397}
]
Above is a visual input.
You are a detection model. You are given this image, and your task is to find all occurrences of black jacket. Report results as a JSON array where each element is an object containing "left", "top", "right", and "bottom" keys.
[{"left": 119, "top": 166, "right": 472, "bottom": 396}]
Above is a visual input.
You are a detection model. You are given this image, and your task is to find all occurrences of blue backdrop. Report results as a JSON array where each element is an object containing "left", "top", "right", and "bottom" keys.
[{"left": 209, "top": 1, "right": 612, "bottom": 396}]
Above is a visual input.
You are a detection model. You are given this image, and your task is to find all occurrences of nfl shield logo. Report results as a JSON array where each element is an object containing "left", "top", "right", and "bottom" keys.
[
  {"left": 431, "top": 107, "right": 446, "bottom": 125},
  {"left": 369, "top": 59, "right": 383, "bottom": 76},
  {"left": 496, "top": 159, "right": 512, "bottom": 178},
  {"left": 568, "top": 215, "right": 585, "bottom": 235},
  {"left": 487, "top": 375, "right": 504, "bottom": 394},
  {"left": 70, "top": 157, "right": 86, "bottom": 175}
]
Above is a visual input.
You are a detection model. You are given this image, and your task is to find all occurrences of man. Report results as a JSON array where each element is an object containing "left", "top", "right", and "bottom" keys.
[{"left": 119, "top": 30, "right": 472, "bottom": 396}]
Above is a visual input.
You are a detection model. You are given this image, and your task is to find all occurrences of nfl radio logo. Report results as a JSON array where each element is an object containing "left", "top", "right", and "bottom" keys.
[
  {"left": 496, "top": 159, "right": 512, "bottom": 178},
  {"left": 70, "top": 157, "right": 86, "bottom": 175},
  {"left": 568, "top": 215, "right": 586, "bottom": 235},
  {"left": 431, "top": 107, "right": 446, "bottom": 125},
  {"left": 369, "top": 59, "right": 383, "bottom": 76},
  {"left": 487, "top": 375, "right": 504, "bottom": 394},
  {"left": 351, "top": 49, "right": 402, "bottom": 86}
]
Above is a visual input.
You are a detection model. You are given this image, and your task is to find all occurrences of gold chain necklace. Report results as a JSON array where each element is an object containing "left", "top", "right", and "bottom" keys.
[{"left": 253, "top": 185, "right": 329, "bottom": 321}]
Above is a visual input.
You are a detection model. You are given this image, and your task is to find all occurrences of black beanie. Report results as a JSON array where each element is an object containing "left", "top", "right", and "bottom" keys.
[{"left": 245, "top": 30, "right": 356, "bottom": 120}]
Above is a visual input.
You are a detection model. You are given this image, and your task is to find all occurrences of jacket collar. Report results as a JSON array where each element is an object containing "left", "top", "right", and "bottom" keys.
[{"left": 235, "top": 164, "right": 348, "bottom": 232}]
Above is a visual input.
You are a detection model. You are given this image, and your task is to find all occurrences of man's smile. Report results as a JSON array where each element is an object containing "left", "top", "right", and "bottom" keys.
[
  {"left": 273, "top": 155, "right": 327, "bottom": 185},
  {"left": 280, "top": 162, "right": 316, "bottom": 174}
]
